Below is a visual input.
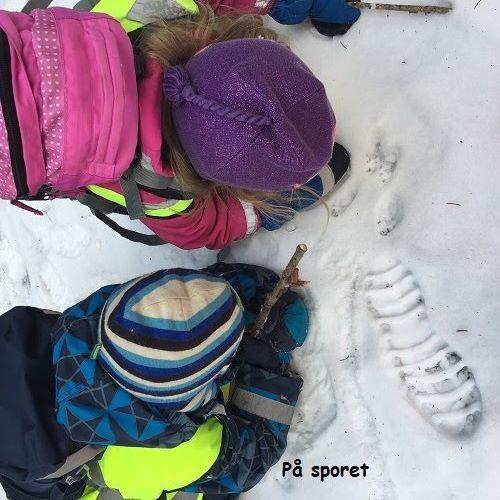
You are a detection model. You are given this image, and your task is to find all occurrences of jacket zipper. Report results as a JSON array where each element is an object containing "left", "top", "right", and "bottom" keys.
[{"left": 0, "top": 28, "right": 29, "bottom": 198}]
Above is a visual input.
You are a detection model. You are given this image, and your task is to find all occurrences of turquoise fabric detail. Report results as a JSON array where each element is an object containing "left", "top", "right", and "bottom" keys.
[{"left": 283, "top": 300, "right": 309, "bottom": 346}]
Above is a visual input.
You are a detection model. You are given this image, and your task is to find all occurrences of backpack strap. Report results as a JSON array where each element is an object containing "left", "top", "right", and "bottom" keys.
[
  {"left": 92, "top": 210, "right": 167, "bottom": 246},
  {"left": 120, "top": 156, "right": 186, "bottom": 220},
  {"left": 73, "top": 0, "right": 101, "bottom": 10},
  {"left": 38, "top": 445, "right": 106, "bottom": 481},
  {"left": 78, "top": 192, "right": 124, "bottom": 215},
  {"left": 22, "top": 0, "right": 52, "bottom": 13}
]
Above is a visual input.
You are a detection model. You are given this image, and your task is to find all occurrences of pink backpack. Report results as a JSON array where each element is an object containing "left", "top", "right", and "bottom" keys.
[{"left": 0, "top": 7, "right": 138, "bottom": 205}]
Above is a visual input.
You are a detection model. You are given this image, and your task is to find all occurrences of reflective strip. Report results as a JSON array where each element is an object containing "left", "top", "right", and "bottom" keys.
[
  {"left": 97, "top": 489, "right": 123, "bottom": 500},
  {"left": 318, "top": 164, "right": 335, "bottom": 195},
  {"left": 127, "top": 0, "right": 196, "bottom": 24},
  {"left": 88, "top": 461, "right": 106, "bottom": 488},
  {"left": 38, "top": 445, "right": 105, "bottom": 480},
  {"left": 254, "top": 0, "right": 271, "bottom": 8},
  {"left": 87, "top": 185, "right": 193, "bottom": 217},
  {"left": 220, "top": 382, "right": 233, "bottom": 404},
  {"left": 231, "top": 388, "right": 295, "bottom": 425},
  {"left": 91, "top": 0, "right": 197, "bottom": 31},
  {"left": 241, "top": 201, "right": 259, "bottom": 236},
  {"left": 173, "top": 492, "right": 201, "bottom": 500},
  {"left": 90, "top": 0, "right": 142, "bottom": 32},
  {"left": 80, "top": 485, "right": 100, "bottom": 500}
]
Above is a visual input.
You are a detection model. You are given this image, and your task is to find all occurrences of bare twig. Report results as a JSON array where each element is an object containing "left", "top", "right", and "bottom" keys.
[
  {"left": 290, "top": 268, "right": 309, "bottom": 287},
  {"left": 248, "top": 244, "right": 308, "bottom": 338},
  {"left": 349, "top": 1, "right": 453, "bottom": 14},
  {"left": 474, "top": 0, "right": 482, "bottom": 9}
]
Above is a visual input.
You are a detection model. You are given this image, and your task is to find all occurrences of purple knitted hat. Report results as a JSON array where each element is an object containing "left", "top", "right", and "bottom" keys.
[{"left": 163, "top": 39, "right": 335, "bottom": 191}]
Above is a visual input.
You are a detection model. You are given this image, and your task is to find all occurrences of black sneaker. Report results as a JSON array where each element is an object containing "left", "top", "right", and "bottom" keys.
[
  {"left": 311, "top": 19, "right": 354, "bottom": 37},
  {"left": 329, "top": 142, "right": 351, "bottom": 190}
]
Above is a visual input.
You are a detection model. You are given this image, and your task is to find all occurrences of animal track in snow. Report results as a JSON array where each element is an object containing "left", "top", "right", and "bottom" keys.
[
  {"left": 0, "top": 235, "right": 30, "bottom": 310},
  {"left": 48, "top": 224, "right": 91, "bottom": 258},
  {"left": 364, "top": 258, "right": 482, "bottom": 436},
  {"left": 366, "top": 139, "right": 400, "bottom": 184},
  {"left": 289, "top": 355, "right": 337, "bottom": 453},
  {"left": 375, "top": 192, "right": 404, "bottom": 236},
  {"left": 330, "top": 184, "right": 358, "bottom": 217}
]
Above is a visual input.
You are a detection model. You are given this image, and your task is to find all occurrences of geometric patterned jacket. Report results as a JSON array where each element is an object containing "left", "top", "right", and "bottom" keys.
[{"left": 52, "top": 263, "right": 306, "bottom": 497}]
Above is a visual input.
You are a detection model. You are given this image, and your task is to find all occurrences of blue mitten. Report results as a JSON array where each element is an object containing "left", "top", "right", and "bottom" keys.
[
  {"left": 270, "top": 0, "right": 360, "bottom": 36},
  {"left": 205, "top": 263, "right": 309, "bottom": 354}
]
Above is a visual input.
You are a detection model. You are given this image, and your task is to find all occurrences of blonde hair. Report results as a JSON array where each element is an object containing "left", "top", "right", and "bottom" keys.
[{"left": 139, "top": 5, "right": 321, "bottom": 218}]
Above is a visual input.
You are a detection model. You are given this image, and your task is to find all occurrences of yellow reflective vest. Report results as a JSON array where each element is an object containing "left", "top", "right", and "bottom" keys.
[{"left": 81, "top": 417, "right": 224, "bottom": 500}]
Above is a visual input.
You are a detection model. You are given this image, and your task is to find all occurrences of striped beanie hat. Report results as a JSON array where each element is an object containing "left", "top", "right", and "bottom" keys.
[{"left": 97, "top": 269, "right": 244, "bottom": 412}]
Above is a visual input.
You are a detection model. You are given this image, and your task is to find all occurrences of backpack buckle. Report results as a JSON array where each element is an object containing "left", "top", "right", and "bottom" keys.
[{"left": 65, "top": 467, "right": 87, "bottom": 485}]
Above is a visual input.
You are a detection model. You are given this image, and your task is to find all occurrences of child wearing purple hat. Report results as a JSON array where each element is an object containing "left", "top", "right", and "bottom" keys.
[
  {"left": 0, "top": 1, "right": 351, "bottom": 249},
  {"left": 126, "top": 4, "right": 352, "bottom": 248}
]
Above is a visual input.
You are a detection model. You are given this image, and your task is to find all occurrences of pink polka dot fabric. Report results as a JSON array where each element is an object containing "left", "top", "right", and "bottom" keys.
[
  {"left": 32, "top": 9, "right": 63, "bottom": 183},
  {"left": 0, "top": 105, "right": 16, "bottom": 199}
]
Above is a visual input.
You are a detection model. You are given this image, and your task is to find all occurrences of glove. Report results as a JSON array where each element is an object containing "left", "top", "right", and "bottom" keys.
[
  {"left": 258, "top": 290, "right": 309, "bottom": 353},
  {"left": 270, "top": 0, "right": 361, "bottom": 36},
  {"left": 260, "top": 211, "right": 293, "bottom": 231},
  {"left": 204, "top": 263, "right": 309, "bottom": 353}
]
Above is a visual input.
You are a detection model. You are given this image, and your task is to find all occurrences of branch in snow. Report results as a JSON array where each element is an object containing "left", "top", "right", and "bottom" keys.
[
  {"left": 349, "top": 2, "right": 453, "bottom": 14},
  {"left": 248, "top": 244, "right": 308, "bottom": 338}
]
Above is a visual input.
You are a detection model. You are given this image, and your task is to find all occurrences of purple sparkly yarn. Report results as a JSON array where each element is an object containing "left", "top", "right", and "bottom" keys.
[
  {"left": 167, "top": 39, "right": 336, "bottom": 191},
  {"left": 164, "top": 65, "right": 272, "bottom": 126},
  {"left": 163, "top": 65, "right": 191, "bottom": 103}
]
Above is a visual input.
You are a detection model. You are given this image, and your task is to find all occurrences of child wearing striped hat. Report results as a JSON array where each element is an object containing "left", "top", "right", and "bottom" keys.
[{"left": 0, "top": 263, "right": 308, "bottom": 499}]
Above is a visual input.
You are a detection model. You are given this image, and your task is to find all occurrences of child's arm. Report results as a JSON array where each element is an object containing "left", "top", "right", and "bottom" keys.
[
  {"left": 226, "top": 364, "right": 303, "bottom": 492},
  {"left": 192, "top": 364, "right": 302, "bottom": 496},
  {"left": 140, "top": 193, "right": 261, "bottom": 250}
]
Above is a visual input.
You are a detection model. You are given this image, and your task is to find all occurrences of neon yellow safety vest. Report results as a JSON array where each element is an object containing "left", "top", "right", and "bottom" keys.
[
  {"left": 87, "top": 0, "right": 198, "bottom": 220},
  {"left": 81, "top": 417, "right": 223, "bottom": 500},
  {"left": 91, "top": 0, "right": 199, "bottom": 33}
]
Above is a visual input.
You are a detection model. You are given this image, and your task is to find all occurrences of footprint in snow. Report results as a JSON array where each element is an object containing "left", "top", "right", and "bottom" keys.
[
  {"left": 48, "top": 224, "right": 91, "bottom": 259},
  {"left": 364, "top": 257, "right": 482, "bottom": 436},
  {"left": 288, "top": 355, "right": 337, "bottom": 453},
  {"left": 330, "top": 183, "right": 358, "bottom": 218},
  {"left": 375, "top": 191, "right": 404, "bottom": 236},
  {"left": 366, "top": 137, "right": 400, "bottom": 185}
]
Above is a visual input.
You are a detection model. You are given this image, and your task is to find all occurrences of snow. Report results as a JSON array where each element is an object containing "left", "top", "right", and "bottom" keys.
[{"left": 1, "top": 0, "right": 499, "bottom": 499}]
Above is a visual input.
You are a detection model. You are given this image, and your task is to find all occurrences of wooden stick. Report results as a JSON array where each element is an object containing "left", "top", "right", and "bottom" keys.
[
  {"left": 349, "top": 2, "right": 452, "bottom": 14},
  {"left": 248, "top": 244, "right": 308, "bottom": 338}
]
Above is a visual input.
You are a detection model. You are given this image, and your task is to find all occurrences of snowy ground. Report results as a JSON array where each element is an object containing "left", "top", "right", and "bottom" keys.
[{"left": 1, "top": 0, "right": 499, "bottom": 499}]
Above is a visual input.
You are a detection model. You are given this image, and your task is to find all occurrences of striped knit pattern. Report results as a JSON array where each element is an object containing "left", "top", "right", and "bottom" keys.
[{"left": 98, "top": 269, "right": 244, "bottom": 411}]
